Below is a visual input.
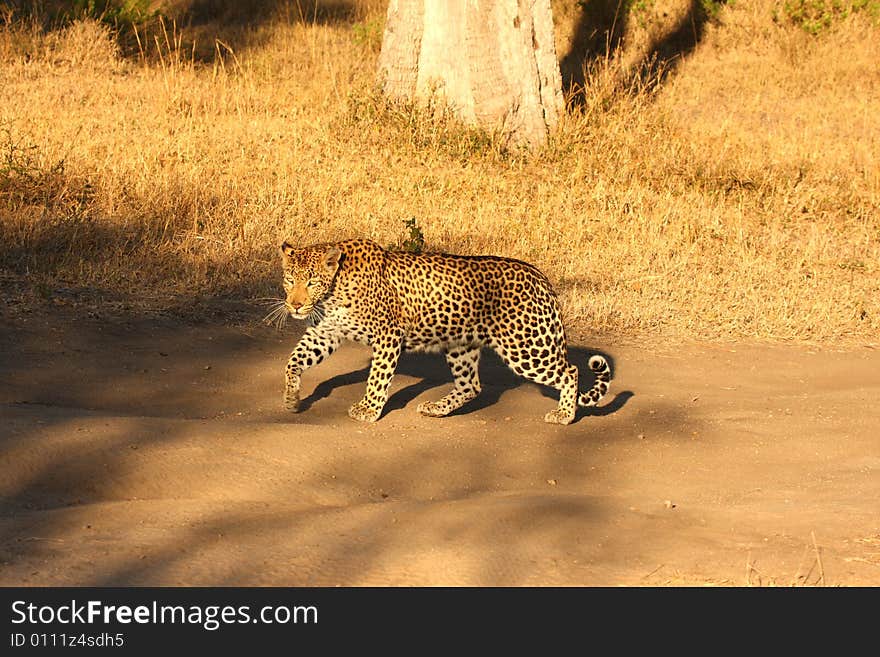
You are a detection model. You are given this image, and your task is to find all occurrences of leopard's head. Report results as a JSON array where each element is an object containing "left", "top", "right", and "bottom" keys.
[{"left": 280, "top": 242, "right": 343, "bottom": 319}]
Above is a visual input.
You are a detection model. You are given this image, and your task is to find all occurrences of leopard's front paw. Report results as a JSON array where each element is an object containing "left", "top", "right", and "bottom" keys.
[
  {"left": 544, "top": 409, "right": 575, "bottom": 425},
  {"left": 283, "top": 390, "right": 300, "bottom": 412},
  {"left": 348, "top": 400, "right": 382, "bottom": 423},
  {"left": 284, "top": 375, "right": 301, "bottom": 412}
]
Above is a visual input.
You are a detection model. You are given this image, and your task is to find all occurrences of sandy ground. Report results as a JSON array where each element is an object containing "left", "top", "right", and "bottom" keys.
[{"left": 0, "top": 306, "right": 878, "bottom": 586}]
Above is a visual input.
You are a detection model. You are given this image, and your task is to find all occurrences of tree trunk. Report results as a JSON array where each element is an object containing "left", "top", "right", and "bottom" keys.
[{"left": 377, "top": 0, "right": 564, "bottom": 150}]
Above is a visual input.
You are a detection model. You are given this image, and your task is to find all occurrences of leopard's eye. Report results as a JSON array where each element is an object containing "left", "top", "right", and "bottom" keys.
[{"left": 306, "top": 279, "right": 320, "bottom": 288}]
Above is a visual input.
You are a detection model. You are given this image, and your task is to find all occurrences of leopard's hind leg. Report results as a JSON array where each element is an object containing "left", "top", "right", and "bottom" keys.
[{"left": 488, "top": 331, "right": 579, "bottom": 425}]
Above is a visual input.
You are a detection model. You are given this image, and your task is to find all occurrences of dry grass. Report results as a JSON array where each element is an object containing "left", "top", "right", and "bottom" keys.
[{"left": 0, "top": 0, "right": 878, "bottom": 343}]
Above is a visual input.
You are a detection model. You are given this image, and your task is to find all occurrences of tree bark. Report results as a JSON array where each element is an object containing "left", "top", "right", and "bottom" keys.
[{"left": 377, "top": 0, "right": 564, "bottom": 149}]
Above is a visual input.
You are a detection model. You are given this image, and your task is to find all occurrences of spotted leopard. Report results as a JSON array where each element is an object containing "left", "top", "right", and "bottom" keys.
[{"left": 277, "top": 239, "right": 611, "bottom": 424}]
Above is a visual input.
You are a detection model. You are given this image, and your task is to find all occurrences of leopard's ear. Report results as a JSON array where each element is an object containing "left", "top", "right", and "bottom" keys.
[
  {"left": 281, "top": 241, "right": 296, "bottom": 258},
  {"left": 323, "top": 246, "right": 343, "bottom": 272}
]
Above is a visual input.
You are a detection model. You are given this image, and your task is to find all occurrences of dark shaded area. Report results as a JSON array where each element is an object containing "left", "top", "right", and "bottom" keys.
[
  {"left": 0, "top": 221, "right": 276, "bottom": 325},
  {"left": 2, "top": 1, "right": 358, "bottom": 28},
  {"left": 560, "top": 0, "right": 728, "bottom": 101},
  {"left": 175, "top": 0, "right": 359, "bottom": 61},
  {"left": 182, "top": 0, "right": 356, "bottom": 27},
  {"left": 2, "top": 0, "right": 360, "bottom": 61},
  {"left": 559, "top": 0, "right": 629, "bottom": 90},
  {"left": 0, "top": 139, "right": 278, "bottom": 319},
  {"left": 639, "top": 0, "right": 728, "bottom": 86}
]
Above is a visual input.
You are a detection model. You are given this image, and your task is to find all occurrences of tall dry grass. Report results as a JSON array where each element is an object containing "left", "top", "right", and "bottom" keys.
[{"left": 0, "top": 0, "right": 877, "bottom": 344}]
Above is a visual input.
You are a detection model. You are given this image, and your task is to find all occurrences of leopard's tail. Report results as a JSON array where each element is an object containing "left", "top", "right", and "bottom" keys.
[{"left": 577, "top": 355, "right": 611, "bottom": 407}]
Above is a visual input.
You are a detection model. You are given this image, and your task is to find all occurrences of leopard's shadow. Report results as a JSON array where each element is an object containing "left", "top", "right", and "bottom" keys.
[{"left": 298, "top": 346, "right": 631, "bottom": 421}]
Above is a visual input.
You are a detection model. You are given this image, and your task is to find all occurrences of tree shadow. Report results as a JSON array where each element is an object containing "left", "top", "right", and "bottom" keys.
[
  {"left": 560, "top": 0, "right": 728, "bottom": 103},
  {"left": 638, "top": 0, "right": 727, "bottom": 87},
  {"left": 560, "top": 0, "right": 629, "bottom": 93}
]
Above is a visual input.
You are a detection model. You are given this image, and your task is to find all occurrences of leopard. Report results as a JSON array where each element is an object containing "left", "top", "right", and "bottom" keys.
[{"left": 276, "top": 238, "right": 611, "bottom": 425}]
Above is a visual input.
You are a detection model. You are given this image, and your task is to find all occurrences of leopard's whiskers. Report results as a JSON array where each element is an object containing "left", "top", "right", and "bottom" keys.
[
  {"left": 261, "top": 299, "right": 289, "bottom": 330},
  {"left": 308, "top": 303, "right": 325, "bottom": 326}
]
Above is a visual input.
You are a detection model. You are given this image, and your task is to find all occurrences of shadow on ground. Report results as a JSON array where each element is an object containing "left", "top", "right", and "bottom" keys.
[{"left": 303, "top": 346, "right": 631, "bottom": 424}]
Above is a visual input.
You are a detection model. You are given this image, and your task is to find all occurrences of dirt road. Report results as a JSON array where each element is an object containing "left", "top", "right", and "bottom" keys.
[{"left": 1, "top": 308, "right": 878, "bottom": 586}]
